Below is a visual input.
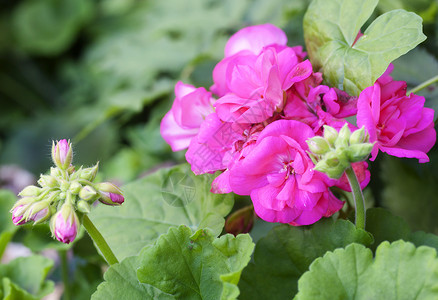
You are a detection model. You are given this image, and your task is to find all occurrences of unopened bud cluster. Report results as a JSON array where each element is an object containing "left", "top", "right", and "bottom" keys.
[
  {"left": 307, "top": 124, "right": 374, "bottom": 179},
  {"left": 11, "top": 139, "right": 124, "bottom": 244}
]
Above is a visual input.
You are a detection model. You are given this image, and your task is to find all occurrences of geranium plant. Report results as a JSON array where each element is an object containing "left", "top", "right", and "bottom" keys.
[{"left": 1, "top": 0, "right": 438, "bottom": 299}]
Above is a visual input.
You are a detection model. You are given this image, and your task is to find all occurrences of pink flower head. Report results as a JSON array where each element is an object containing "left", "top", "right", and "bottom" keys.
[
  {"left": 229, "top": 120, "right": 343, "bottom": 225},
  {"left": 52, "top": 205, "right": 79, "bottom": 244},
  {"left": 160, "top": 82, "right": 215, "bottom": 151},
  {"left": 214, "top": 46, "right": 313, "bottom": 124},
  {"left": 52, "top": 139, "right": 72, "bottom": 170},
  {"left": 357, "top": 70, "right": 436, "bottom": 163}
]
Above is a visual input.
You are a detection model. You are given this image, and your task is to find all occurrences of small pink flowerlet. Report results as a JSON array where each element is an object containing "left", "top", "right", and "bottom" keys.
[
  {"left": 160, "top": 82, "right": 215, "bottom": 151},
  {"left": 357, "top": 67, "right": 436, "bottom": 163},
  {"left": 52, "top": 139, "right": 73, "bottom": 170},
  {"left": 12, "top": 205, "right": 29, "bottom": 225},
  {"left": 229, "top": 120, "right": 343, "bottom": 225},
  {"left": 51, "top": 205, "right": 79, "bottom": 244},
  {"left": 96, "top": 182, "right": 124, "bottom": 206}
]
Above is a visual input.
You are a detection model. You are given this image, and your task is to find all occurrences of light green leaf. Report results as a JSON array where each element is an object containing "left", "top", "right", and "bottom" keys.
[
  {"left": 239, "top": 219, "right": 372, "bottom": 300},
  {"left": 92, "top": 255, "right": 174, "bottom": 300},
  {"left": 89, "top": 164, "right": 234, "bottom": 261},
  {"left": 0, "top": 190, "right": 18, "bottom": 260},
  {"left": 295, "top": 241, "right": 438, "bottom": 299},
  {"left": 137, "top": 226, "right": 254, "bottom": 300},
  {"left": 0, "top": 255, "right": 54, "bottom": 299},
  {"left": 303, "top": 0, "right": 426, "bottom": 95}
]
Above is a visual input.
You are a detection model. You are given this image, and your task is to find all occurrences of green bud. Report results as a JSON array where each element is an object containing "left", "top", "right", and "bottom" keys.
[
  {"left": 19, "top": 185, "right": 42, "bottom": 197},
  {"left": 59, "top": 180, "right": 70, "bottom": 192},
  {"left": 314, "top": 151, "right": 350, "bottom": 179},
  {"left": 69, "top": 181, "right": 82, "bottom": 195},
  {"left": 50, "top": 167, "right": 62, "bottom": 178},
  {"left": 323, "top": 125, "right": 339, "bottom": 146},
  {"left": 38, "top": 175, "right": 58, "bottom": 189},
  {"left": 76, "top": 200, "right": 91, "bottom": 214},
  {"left": 307, "top": 151, "right": 320, "bottom": 165},
  {"left": 307, "top": 136, "right": 330, "bottom": 155},
  {"left": 334, "top": 123, "right": 351, "bottom": 148},
  {"left": 95, "top": 182, "right": 122, "bottom": 195},
  {"left": 350, "top": 126, "right": 369, "bottom": 145},
  {"left": 79, "top": 163, "right": 99, "bottom": 182},
  {"left": 346, "top": 143, "right": 374, "bottom": 162},
  {"left": 11, "top": 197, "right": 37, "bottom": 211},
  {"left": 79, "top": 185, "right": 98, "bottom": 201}
]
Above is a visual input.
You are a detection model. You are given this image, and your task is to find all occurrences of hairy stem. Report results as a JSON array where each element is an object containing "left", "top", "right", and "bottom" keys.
[
  {"left": 59, "top": 250, "right": 71, "bottom": 300},
  {"left": 407, "top": 75, "right": 438, "bottom": 95},
  {"left": 345, "top": 166, "right": 366, "bottom": 230},
  {"left": 82, "top": 215, "right": 119, "bottom": 265}
]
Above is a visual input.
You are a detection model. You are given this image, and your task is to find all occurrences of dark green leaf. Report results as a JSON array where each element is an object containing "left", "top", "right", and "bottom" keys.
[{"left": 239, "top": 219, "right": 372, "bottom": 300}]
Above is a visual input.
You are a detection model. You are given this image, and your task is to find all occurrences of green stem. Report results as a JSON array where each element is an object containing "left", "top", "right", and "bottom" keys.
[
  {"left": 59, "top": 250, "right": 71, "bottom": 300},
  {"left": 345, "top": 166, "right": 366, "bottom": 230},
  {"left": 82, "top": 215, "right": 119, "bottom": 265},
  {"left": 407, "top": 75, "right": 438, "bottom": 95}
]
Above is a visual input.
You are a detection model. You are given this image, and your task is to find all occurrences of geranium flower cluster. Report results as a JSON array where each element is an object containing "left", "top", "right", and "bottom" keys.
[
  {"left": 161, "top": 24, "right": 436, "bottom": 226},
  {"left": 11, "top": 139, "right": 124, "bottom": 244}
]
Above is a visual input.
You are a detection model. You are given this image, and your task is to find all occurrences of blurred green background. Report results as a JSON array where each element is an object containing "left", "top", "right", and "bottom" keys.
[{"left": 0, "top": 0, "right": 437, "bottom": 298}]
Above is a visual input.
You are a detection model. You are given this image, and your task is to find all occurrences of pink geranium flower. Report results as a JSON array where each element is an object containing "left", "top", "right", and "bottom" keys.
[
  {"left": 229, "top": 120, "right": 343, "bottom": 225},
  {"left": 160, "top": 82, "right": 215, "bottom": 151},
  {"left": 357, "top": 69, "right": 436, "bottom": 163},
  {"left": 214, "top": 46, "right": 312, "bottom": 124}
]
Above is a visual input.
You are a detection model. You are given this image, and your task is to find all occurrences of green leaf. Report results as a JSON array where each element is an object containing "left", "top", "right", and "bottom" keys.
[
  {"left": 0, "top": 255, "right": 54, "bottom": 299},
  {"left": 239, "top": 219, "right": 372, "bottom": 300},
  {"left": 365, "top": 207, "right": 411, "bottom": 251},
  {"left": 137, "top": 226, "right": 254, "bottom": 300},
  {"left": 295, "top": 241, "right": 438, "bottom": 299},
  {"left": 92, "top": 255, "right": 174, "bottom": 300},
  {"left": 303, "top": 0, "right": 426, "bottom": 95},
  {"left": 89, "top": 164, "right": 234, "bottom": 261},
  {"left": 0, "top": 190, "right": 18, "bottom": 260}
]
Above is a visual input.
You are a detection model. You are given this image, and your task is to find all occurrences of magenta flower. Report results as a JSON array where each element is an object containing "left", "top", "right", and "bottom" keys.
[
  {"left": 211, "top": 23, "right": 293, "bottom": 97},
  {"left": 52, "top": 139, "right": 73, "bottom": 169},
  {"left": 51, "top": 205, "right": 79, "bottom": 244},
  {"left": 214, "top": 46, "right": 312, "bottom": 124},
  {"left": 357, "top": 69, "right": 436, "bottom": 163},
  {"left": 160, "top": 82, "right": 215, "bottom": 151},
  {"left": 229, "top": 120, "right": 343, "bottom": 225}
]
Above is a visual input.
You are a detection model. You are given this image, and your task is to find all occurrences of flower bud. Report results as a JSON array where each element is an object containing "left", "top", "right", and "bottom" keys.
[
  {"left": 346, "top": 143, "right": 374, "bottom": 162},
  {"left": 76, "top": 200, "right": 91, "bottom": 214},
  {"left": 38, "top": 175, "right": 58, "bottom": 189},
  {"left": 314, "top": 152, "right": 349, "bottom": 179},
  {"left": 334, "top": 123, "right": 351, "bottom": 148},
  {"left": 52, "top": 139, "right": 73, "bottom": 170},
  {"left": 79, "top": 163, "right": 99, "bottom": 182},
  {"left": 50, "top": 204, "right": 79, "bottom": 244},
  {"left": 69, "top": 181, "right": 82, "bottom": 195},
  {"left": 50, "top": 167, "right": 62, "bottom": 178},
  {"left": 307, "top": 136, "right": 330, "bottom": 155},
  {"left": 11, "top": 204, "right": 30, "bottom": 225},
  {"left": 96, "top": 182, "right": 124, "bottom": 206},
  {"left": 25, "top": 201, "right": 52, "bottom": 224},
  {"left": 79, "top": 185, "right": 98, "bottom": 201},
  {"left": 349, "top": 126, "right": 368, "bottom": 145},
  {"left": 18, "top": 185, "right": 42, "bottom": 197},
  {"left": 323, "top": 125, "right": 338, "bottom": 146}
]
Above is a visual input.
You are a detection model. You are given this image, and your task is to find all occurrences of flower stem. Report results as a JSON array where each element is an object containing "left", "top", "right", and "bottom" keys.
[
  {"left": 345, "top": 166, "right": 366, "bottom": 230},
  {"left": 82, "top": 215, "right": 119, "bottom": 265},
  {"left": 59, "top": 250, "right": 71, "bottom": 300},
  {"left": 407, "top": 75, "right": 438, "bottom": 95}
]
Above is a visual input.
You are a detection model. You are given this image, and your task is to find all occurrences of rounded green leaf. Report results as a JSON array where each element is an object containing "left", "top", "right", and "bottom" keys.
[
  {"left": 89, "top": 164, "right": 234, "bottom": 261},
  {"left": 296, "top": 241, "right": 438, "bottom": 299},
  {"left": 239, "top": 219, "right": 372, "bottom": 300},
  {"left": 304, "top": 0, "right": 426, "bottom": 95},
  {"left": 137, "top": 226, "right": 254, "bottom": 300}
]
